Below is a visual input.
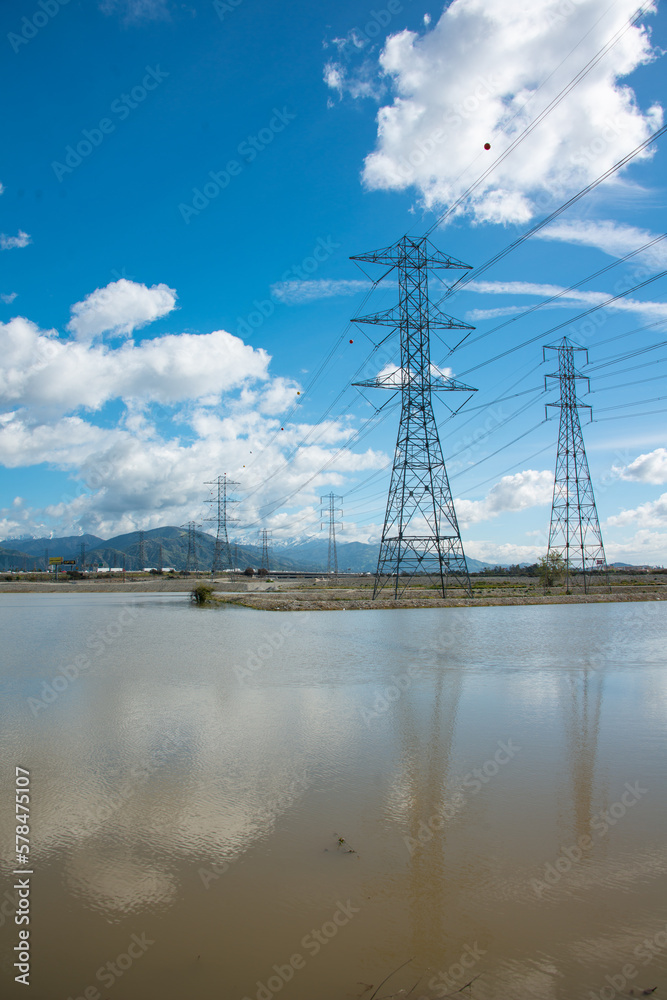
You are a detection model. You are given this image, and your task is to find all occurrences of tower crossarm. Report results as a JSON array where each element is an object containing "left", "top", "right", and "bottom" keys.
[
  {"left": 353, "top": 372, "right": 476, "bottom": 393},
  {"left": 545, "top": 398, "right": 592, "bottom": 420},
  {"left": 544, "top": 341, "right": 592, "bottom": 419},
  {"left": 352, "top": 303, "right": 473, "bottom": 331},
  {"left": 350, "top": 235, "right": 472, "bottom": 271}
]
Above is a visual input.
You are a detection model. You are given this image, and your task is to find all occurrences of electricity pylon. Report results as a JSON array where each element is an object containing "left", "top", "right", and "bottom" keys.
[
  {"left": 204, "top": 474, "right": 240, "bottom": 573},
  {"left": 320, "top": 493, "right": 343, "bottom": 577},
  {"left": 351, "top": 234, "right": 476, "bottom": 599},
  {"left": 180, "top": 521, "right": 201, "bottom": 572},
  {"left": 138, "top": 529, "right": 145, "bottom": 570},
  {"left": 545, "top": 337, "right": 608, "bottom": 592},
  {"left": 259, "top": 529, "right": 271, "bottom": 571}
]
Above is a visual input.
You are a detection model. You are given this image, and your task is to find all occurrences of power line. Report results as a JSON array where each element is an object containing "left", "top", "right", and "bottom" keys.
[
  {"left": 437, "top": 121, "right": 667, "bottom": 309},
  {"left": 457, "top": 232, "right": 667, "bottom": 351},
  {"left": 424, "top": 2, "right": 656, "bottom": 239},
  {"left": 453, "top": 270, "right": 667, "bottom": 379}
]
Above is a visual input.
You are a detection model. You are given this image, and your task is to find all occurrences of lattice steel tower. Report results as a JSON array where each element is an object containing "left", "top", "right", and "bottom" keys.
[
  {"left": 351, "top": 235, "right": 476, "bottom": 599},
  {"left": 138, "top": 529, "right": 145, "bottom": 571},
  {"left": 180, "top": 521, "right": 200, "bottom": 572},
  {"left": 545, "top": 337, "right": 608, "bottom": 592},
  {"left": 204, "top": 474, "right": 240, "bottom": 573},
  {"left": 259, "top": 529, "right": 271, "bottom": 571},
  {"left": 320, "top": 493, "right": 343, "bottom": 577}
]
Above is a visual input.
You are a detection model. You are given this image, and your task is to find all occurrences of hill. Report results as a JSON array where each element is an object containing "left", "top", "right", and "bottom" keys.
[{"left": 1, "top": 529, "right": 491, "bottom": 573}]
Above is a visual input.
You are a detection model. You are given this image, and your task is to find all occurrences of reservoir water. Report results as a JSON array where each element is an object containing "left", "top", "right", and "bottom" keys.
[{"left": 1, "top": 594, "right": 666, "bottom": 1000}]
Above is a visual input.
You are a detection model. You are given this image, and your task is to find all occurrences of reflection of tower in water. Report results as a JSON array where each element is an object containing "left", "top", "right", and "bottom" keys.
[
  {"left": 561, "top": 667, "right": 605, "bottom": 847},
  {"left": 394, "top": 663, "right": 465, "bottom": 965}
]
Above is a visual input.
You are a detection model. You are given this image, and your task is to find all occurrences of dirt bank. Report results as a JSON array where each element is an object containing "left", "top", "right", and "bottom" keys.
[{"left": 2, "top": 573, "right": 665, "bottom": 610}]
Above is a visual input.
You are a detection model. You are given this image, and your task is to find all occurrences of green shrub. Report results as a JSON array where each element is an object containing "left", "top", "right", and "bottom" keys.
[{"left": 191, "top": 583, "right": 214, "bottom": 604}]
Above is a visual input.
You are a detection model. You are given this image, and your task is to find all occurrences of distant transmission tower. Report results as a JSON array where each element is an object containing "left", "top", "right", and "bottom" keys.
[
  {"left": 80, "top": 540, "right": 86, "bottom": 573},
  {"left": 138, "top": 529, "right": 145, "bottom": 570},
  {"left": 158, "top": 542, "right": 163, "bottom": 573},
  {"left": 259, "top": 529, "right": 271, "bottom": 571},
  {"left": 351, "top": 235, "right": 476, "bottom": 599},
  {"left": 204, "top": 474, "right": 240, "bottom": 573},
  {"left": 545, "top": 337, "right": 608, "bottom": 592},
  {"left": 180, "top": 521, "right": 201, "bottom": 572},
  {"left": 320, "top": 493, "right": 343, "bottom": 577}
]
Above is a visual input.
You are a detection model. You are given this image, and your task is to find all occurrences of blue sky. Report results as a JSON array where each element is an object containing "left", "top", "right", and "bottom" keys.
[{"left": 1, "top": 0, "right": 667, "bottom": 564}]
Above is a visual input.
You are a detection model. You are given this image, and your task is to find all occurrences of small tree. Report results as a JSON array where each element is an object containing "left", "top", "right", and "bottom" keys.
[
  {"left": 191, "top": 582, "right": 213, "bottom": 604},
  {"left": 537, "top": 551, "right": 566, "bottom": 590},
  {"left": 244, "top": 566, "right": 255, "bottom": 576},
  {"left": 257, "top": 567, "right": 269, "bottom": 577}
]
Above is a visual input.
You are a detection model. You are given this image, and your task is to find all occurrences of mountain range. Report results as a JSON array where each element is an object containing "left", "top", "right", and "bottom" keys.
[{"left": 0, "top": 529, "right": 493, "bottom": 573}]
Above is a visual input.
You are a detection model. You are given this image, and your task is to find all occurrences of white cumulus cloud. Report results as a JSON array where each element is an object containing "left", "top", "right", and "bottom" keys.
[
  {"left": 1, "top": 230, "right": 31, "bottom": 251},
  {"left": 605, "top": 492, "right": 667, "bottom": 529},
  {"left": 457, "top": 469, "right": 553, "bottom": 525},
  {"left": 337, "top": 0, "right": 662, "bottom": 223},
  {"left": 67, "top": 279, "right": 177, "bottom": 341},
  {"left": 0, "top": 316, "right": 270, "bottom": 414},
  {"left": 0, "top": 295, "right": 387, "bottom": 538},
  {"left": 613, "top": 448, "right": 667, "bottom": 485}
]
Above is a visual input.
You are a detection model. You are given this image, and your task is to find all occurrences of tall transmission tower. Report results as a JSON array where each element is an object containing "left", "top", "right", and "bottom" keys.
[
  {"left": 80, "top": 540, "right": 86, "bottom": 573},
  {"left": 204, "top": 474, "right": 240, "bottom": 573},
  {"left": 259, "top": 529, "right": 271, "bottom": 571},
  {"left": 180, "top": 521, "right": 201, "bottom": 572},
  {"left": 320, "top": 493, "right": 343, "bottom": 577},
  {"left": 351, "top": 234, "right": 477, "bottom": 599},
  {"left": 545, "top": 337, "right": 608, "bottom": 592},
  {"left": 138, "top": 529, "right": 146, "bottom": 571}
]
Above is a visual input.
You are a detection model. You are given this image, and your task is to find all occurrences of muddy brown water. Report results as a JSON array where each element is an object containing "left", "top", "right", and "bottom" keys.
[{"left": 1, "top": 594, "right": 666, "bottom": 1000}]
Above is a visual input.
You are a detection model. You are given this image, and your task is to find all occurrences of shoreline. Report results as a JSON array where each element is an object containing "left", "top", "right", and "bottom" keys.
[
  {"left": 209, "top": 591, "right": 664, "bottom": 611},
  {"left": 2, "top": 578, "right": 664, "bottom": 610}
]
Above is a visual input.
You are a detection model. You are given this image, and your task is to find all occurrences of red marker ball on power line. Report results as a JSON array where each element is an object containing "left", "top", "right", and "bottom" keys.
[
  {"left": 484, "top": 143, "right": 491, "bottom": 150},
  {"left": 349, "top": 339, "right": 354, "bottom": 343}
]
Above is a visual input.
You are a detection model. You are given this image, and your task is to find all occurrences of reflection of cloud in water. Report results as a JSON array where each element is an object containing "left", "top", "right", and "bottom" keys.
[
  {"left": 475, "top": 846, "right": 667, "bottom": 906},
  {"left": 65, "top": 852, "right": 177, "bottom": 919},
  {"left": 0, "top": 685, "right": 329, "bottom": 917}
]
